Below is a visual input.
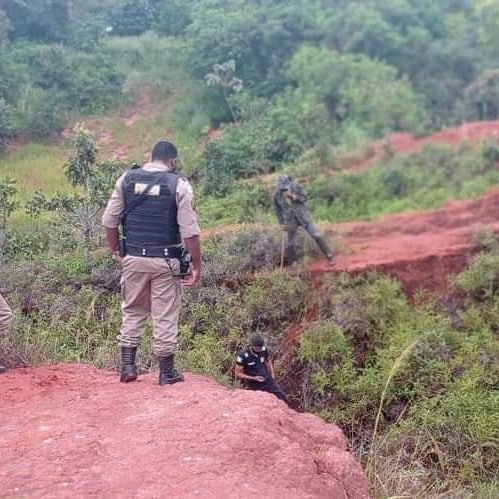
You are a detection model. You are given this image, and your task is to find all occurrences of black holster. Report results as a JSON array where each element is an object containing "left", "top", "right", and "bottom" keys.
[{"left": 118, "top": 237, "right": 127, "bottom": 258}]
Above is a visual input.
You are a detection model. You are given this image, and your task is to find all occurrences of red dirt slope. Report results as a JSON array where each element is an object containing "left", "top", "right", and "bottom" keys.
[
  {"left": 345, "top": 120, "right": 499, "bottom": 173},
  {"left": 0, "top": 364, "right": 369, "bottom": 499},
  {"left": 253, "top": 120, "right": 499, "bottom": 186},
  {"left": 307, "top": 188, "right": 499, "bottom": 294}
]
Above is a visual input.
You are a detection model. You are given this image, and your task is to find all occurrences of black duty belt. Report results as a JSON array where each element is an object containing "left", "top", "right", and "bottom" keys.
[{"left": 126, "top": 245, "right": 183, "bottom": 259}]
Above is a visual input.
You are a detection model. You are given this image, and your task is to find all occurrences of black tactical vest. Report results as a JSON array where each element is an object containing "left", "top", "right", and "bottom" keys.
[{"left": 122, "top": 169, "right": 181, "bottom": 249}]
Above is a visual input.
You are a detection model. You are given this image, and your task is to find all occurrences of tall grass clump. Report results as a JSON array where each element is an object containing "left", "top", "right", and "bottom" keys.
[
  {"left": 295, "top": 261, "right": 499, "bottom": 497},
  {"left": 308, "top": 144, "right": 499, "bottom": 222}
]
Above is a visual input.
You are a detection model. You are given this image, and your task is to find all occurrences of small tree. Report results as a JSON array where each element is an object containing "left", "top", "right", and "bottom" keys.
[
  {"left": 0, "top": 99, "right": 15, "bottom": 155},
  {"left": 26, "top": 125, "right": 122, "bottom": 253},
  {"left": 0, "top": 177, "right": 19, "bottom": 264},
  {"left": 205, "top": 60, "right": 244, "bottom": 123},
  {"left": 463, "top": 69, "right": 499, "bottom": 121}
]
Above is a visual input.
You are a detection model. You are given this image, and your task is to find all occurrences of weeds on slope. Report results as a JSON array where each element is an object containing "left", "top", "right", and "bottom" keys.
[
  {"left": 197, "top": 141, "right": 499, "bottom": 228},
  {"left": 295, "top": 260, "right": 499, "bottom": 497},
  {"left": 0, "top": 227, "right": 498, "bottom": 497}
]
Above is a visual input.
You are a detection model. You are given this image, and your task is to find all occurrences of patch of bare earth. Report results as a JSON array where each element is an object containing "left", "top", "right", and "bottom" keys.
[
  {"left": 60, "top": 88, "right": 173, "bottom": 162},
  {"left": 347, "top": 120, "right": 499, "bottom": 174},
  {"left": 0, "top": 364, "right": 369, "bottom": 499},
  {"left": 306, "top": 188, "right": 499, "bottom": 295}
]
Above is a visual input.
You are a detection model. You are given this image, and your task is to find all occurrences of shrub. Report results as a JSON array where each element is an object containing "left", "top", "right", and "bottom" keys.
[
  {"left": 14, "top": 87, "right": 66, "bottom": 139},
  {"left": 455, "top": 253, "right": 499, "bottom": 301},
  {"left": 200, "top": 109, "right": 288, "bottom": 190},
  {"left": 0, "top": 98, "right": 15, "bottom": 154},
  {"left": 4, "top": 228, "right": 48, "bottom": 260},
  {"left": 198, "top": 182, "right": 273, "bottom": 226}
]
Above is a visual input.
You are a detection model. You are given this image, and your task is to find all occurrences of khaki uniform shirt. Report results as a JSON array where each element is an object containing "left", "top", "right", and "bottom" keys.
[{"left": 102, "top": 161, "right": 200, "bottom": 273}]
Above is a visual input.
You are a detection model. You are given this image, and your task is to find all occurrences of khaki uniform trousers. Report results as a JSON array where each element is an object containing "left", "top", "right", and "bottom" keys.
[
  {"left": 119, "top": 258, "right": 181, "bottom": 357},
  {"left": 0, "top": 292, "right": 12, "bottom": 335}
]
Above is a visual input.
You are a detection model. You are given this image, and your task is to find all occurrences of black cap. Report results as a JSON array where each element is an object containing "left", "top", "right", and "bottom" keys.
[{"left": 250, "top": 334, "right": 265, "bottom": 347}]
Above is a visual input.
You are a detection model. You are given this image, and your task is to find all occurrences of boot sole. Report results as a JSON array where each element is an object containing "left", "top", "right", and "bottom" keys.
[
  {"left": 159, "top": 376, "right": 185, "bottom": 386},
  {"left": 120, "top": 375, "right": 138, "bottom": 383}
]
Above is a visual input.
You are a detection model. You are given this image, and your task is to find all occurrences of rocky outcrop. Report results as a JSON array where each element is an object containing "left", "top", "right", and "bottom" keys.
[{"left": 0, "top": 364, "right": 369, "bottom": 498}]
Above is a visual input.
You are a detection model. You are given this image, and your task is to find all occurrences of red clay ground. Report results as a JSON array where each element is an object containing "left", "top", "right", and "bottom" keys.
[
  {"left": 346, "top": 120, "right": 499, "bottom": 174},
  {"left": 202, "top": 188, "right": 499, "bottom": 295},
  {"left": 305, "top": 188, "right": 499, "bottom": 294},
  {"left": 326, "top": 120, "right": 499, "bottom": 174},
  {"left": 254, "top": 120, "right": 499, "bottom": 186},
  {"left": 0, "top": 365, "right": 369, "bottom": 499}
]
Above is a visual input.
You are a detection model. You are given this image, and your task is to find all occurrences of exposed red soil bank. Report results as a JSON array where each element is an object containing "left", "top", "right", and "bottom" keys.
[
  {"left": 308, "top": 189, "right": 499, "bottom": 295},
  {"left": 0, "top": 364, "right": 369, "bottom": 499},
  {"left": 344, "top": 120, "right": 499, "bottom": 173},
  {"left": 254, "top": 120, "right": 499, "bottom": 186}
]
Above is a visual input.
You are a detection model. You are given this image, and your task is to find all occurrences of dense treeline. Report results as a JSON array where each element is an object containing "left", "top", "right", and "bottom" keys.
[{"left": 1, "top": 0, "right": 499, "bottom": 176}]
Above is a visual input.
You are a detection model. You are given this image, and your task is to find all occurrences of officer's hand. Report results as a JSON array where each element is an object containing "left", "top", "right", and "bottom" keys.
[
  {"left": 182, "top": 267, "right": 201, "bottom": 288},
  {"left": 112, "top": 252, "right": 124, "bottom": 265},
  {"left": 254, "top": 376, "right": 265, "bottom": 383}
]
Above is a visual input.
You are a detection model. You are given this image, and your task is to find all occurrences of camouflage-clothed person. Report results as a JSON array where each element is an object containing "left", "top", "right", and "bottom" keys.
[{"left": 274, "top": 176, "right": 334, "bottom": 265}]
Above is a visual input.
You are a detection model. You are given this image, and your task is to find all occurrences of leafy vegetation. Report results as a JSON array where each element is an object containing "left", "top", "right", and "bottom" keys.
[
  {"left": 308, "top": 143, "right": 499, "bottom": 222},
  {"left": 297, "top": 273, "right": 498, "bottom": 493},
  {"left": 198, "top": 142, "right": 499, "bottom": 227},
  {"left": 1, "top": 227, "right": 498, "bottom": 497},
  {"left": 1, "top": 0, "right": 499, "bottom": 176}
]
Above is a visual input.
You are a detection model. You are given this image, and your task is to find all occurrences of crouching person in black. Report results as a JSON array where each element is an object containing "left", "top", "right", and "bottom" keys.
[{"left": 235, "top": 334, "right": 289, "bottom": 405}]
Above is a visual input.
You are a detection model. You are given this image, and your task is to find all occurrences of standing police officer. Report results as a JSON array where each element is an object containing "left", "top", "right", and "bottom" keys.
[
  {"left": 102, "top": 141, "right": 201, "bottom": 385},
  {"left": 274, "top": 175, "right": 335, "bottom": 266},
  {"left": 0, "top": 292, "right": 13, "bottom": 374}
]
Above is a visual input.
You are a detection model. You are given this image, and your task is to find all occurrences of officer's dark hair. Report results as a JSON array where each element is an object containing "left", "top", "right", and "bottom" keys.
[
  {"left": 250, "top": 334, "right": 265, "bottom": 347},
  {"left": 151, "top": 141, "right": 178, "bottom": 162}
]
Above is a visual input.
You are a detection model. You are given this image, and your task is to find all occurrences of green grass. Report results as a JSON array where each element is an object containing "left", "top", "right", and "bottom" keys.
[
  {"left": 103, "top": 108, "right": 202, "bottom": 174},
  {"left": 0, "top": 143, "right": 70, "bottom": 199}
]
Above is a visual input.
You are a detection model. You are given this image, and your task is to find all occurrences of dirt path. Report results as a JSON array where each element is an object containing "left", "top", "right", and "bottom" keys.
[{"left": 304, "top": 188, "right": 499, "bottom": 294}]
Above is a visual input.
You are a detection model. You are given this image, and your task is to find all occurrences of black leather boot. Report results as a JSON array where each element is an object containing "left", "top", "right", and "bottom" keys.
[
  {"left": 287, "top": 243, "right": 299, "bottom": 266},
  {"left": 120, "top": 347, "right": 138, "bottom": 383},
  {"left": 158, "top": 355, "right": 184, "bottom": 385},
  {"left": 314, "top": 236, "right": 335, "bottom": 263}
]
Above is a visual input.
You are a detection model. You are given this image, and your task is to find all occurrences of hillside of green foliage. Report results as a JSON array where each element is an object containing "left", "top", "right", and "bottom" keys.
[
  {"left": 2, "top": 0, "right": 499, "bottom": 181},
  {"left": 197, "top": 140, "right": 499, "bottom": 227}
]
